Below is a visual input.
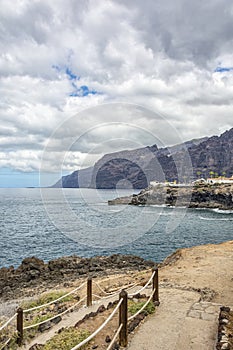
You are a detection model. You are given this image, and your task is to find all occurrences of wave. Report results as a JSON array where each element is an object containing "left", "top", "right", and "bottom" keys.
[
  {"left": 211, "top": 208, "right": 233, "bottom": 214},
  {"left": 199, "top": 215, "right": 233, "bottom": 221}
]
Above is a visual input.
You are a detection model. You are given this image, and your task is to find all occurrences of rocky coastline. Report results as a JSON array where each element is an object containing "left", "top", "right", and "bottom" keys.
[
  {"left": 0, "top": 255, "right": 155, "bottom": 300},
  {"left": 108, "top": 183, "right": 233, "bottom": 210}
]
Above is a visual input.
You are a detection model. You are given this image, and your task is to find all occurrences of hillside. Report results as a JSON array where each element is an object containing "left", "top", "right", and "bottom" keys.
[{"left": 53, "top": 129, "right": 233, "bottom": 189}]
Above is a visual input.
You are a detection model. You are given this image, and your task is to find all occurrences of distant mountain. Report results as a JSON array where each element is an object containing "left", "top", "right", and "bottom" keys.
[
  {"left": 52, "top": 128, "right": 233, "bottom": 189},
  {"left": 52, "top": 166, "right": 93, "bottom": 188}
]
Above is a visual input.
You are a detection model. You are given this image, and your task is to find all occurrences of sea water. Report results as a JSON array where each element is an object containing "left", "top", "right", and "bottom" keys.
[{"left": 0, "top": 188, "right": 233, "bottom": 268}]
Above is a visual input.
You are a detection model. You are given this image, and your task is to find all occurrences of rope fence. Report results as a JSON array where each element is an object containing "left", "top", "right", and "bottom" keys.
[
  {"left": 23, "top": 296, "right": 86, "bottom": 330},
  {"left": 128, "top": 270, "right": 155, "bottom": 297},
  {"left": 106, "top": 323, "right": 123, "bottom": 350},
  {"left": 70, "top": 298, "right": 123, "bottom": 350},
  {"left": 70, "top": 267, "right": 159, "bottom": 350},
  {"left": 0, "top": 336, "right": 12, "bottom": 350},
  {"left": 128, "top": 287, "right": 156, "bottom": 321},
  {"left": 24, "top": 281, "right": 86, "bottom": 313},
  {"left": 0, "top": 267, "right": 159, "bottom": 349},
  {"left": 93, "top": 280, "right": 137, "bottom": 296},
  {"left": 0, "top": 313, "right": 17, "bottom": 331}
]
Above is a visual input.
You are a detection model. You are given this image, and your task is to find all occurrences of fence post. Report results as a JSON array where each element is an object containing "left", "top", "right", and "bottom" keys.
[
  {"left": 87, "top": 277, "right": 92, "bottom": 307},
  {"left": 152, "top": 267, "right": 159, "bottom": 305},
  {"left": 16, "top": 308, "right": 23, "bottom": 346},
  {"left": 119, "top": 290, "right": 128, "bottom": 347}
]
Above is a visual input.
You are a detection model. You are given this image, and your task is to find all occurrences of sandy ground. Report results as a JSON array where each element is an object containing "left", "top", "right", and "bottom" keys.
[{"left": 159, "top": 240, "right": 233, "bottom": 305}]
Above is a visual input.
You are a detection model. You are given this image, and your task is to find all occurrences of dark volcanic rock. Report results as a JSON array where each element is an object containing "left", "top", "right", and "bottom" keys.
[
  {"left": 108, "top": 183, "right": 233, "bottom": 210},
  {"left": 0, "top": 255, "right": 155, "bottom": 299}
]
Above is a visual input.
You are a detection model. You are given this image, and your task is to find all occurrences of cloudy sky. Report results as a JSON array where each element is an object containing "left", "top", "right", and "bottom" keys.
[{"left": 1, "top": 0, "right": 233, "bottom": 187}]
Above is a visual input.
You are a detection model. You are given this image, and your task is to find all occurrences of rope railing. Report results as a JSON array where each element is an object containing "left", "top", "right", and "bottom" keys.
[
  {"left": 0, "top": 313, "right": 17, "bottom": 331},
  {"left": 92, "top": 293, "right": 102, "bottom": 300},
  {"left": 92, "top": 283, "right": 138, "bottom": 300},
  {"left": 23, "top": 296, "right": 86, "bottom": 330},
  {"left": 97, "top": 269, "right": 151, "bottom": 285},
  {"left": 0, "top": 336, "right": 12, "bottom": 350},
  {"left": 92, "top": 281, "right": 140, "bottom": 301},
  {"left": 0, "top": 268, "right": 159, "bottom": 348},
  {"left": 71, "top": 271, "right": 158, "bottom": 350},
  {"left": 91, "top": 290, "right": 120, "bottom": 301},
  {"left": 128, "top": 270, "right": 155, "bottom": 297},
  {"left": 24, "top": 281, "right": 86, "bottom": 313},
  {"left": 106, "top": 323, "right": 123, "bottom": 350},
  {"left": 128, "top": 288, "right": 156, "bottom": 321},
  {"left": 93, "top": 280, "right": 137, "bottom": 296},
  {"left": 70, "top": 298, "right": 123, "bottom": 350}
]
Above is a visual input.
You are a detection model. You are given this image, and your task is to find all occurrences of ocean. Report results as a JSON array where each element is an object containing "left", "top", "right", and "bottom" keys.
[{"left": 0, "top": 188, "right": 233, "bottom": 268}]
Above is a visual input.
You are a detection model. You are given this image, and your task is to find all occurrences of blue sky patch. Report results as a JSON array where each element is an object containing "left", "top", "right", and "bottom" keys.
[
  {"left": 215, "top": 66, "right": 233, "bottom": 73},
  {"left": 52, "top": 65, "right": 99, "bottom": 97},
  {"left": 70, "top": 85, "right": 98, "bottom": 97},
  {"left": 65, "top": 67, "right": 79, "bottom": 80},
  {"left": 52, "top": 65, "right": 80, "bottom": 80}
]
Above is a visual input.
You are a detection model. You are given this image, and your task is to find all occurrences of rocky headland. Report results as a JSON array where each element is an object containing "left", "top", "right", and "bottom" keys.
[
  {"left": 0, "top": 255, "right": 155, "bottom": 300},
  {"left": 108, "top": 183, "right": 233, "bottom": 210}
]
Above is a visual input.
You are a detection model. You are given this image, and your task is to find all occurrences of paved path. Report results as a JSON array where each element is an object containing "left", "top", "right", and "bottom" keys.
[{"left": 127, "top": 288, "right": 220, "bottom": 350}]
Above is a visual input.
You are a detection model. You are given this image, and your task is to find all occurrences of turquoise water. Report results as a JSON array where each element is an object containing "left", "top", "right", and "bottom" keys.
[{"left": 0, "top": 188, "right": 233, "bottom": 268}]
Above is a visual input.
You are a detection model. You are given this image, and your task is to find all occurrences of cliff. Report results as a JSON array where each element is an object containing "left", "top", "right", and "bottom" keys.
[
  {"left": 108, "top": 183, "right": 233, "bottom": 210},
  {"left": 52, "top": 128, "right": 233, "bottom": 189},
  {"left": 52, "top": 166, "right": 93, "bottom": 188}
]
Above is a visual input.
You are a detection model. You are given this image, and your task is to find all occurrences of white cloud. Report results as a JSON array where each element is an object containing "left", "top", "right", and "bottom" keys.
[{"left": 0, "top": 0, "right": 233, "bottom": 182}]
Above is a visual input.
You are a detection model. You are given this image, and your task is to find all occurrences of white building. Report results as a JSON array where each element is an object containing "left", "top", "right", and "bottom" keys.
[
  {"left": 206, "top": 176, "right": 233, "bottom": 184},
  {"left": 193, "top": 178, "right": 207, "bottom": 185}
]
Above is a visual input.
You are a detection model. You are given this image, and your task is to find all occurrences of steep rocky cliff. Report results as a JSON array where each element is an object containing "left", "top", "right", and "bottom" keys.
[
  {"left": 52, "top": 166, "right": 93, "bottom": 188},
  {"left": 52, "top": 128, "right": 233, "bottom": 189}
]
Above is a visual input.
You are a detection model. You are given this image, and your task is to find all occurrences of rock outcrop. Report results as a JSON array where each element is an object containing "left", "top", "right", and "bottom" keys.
[
  {"left": 0, "top": 255, "right": 155, "bottom": 299},
  {"left": 108, "top": 183, "right": 233, "bottom": 209}
]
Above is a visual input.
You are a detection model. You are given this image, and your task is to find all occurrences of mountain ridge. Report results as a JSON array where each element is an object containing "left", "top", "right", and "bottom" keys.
[{"left": 52, "top": 129, "right": 233, "bottom": 189}]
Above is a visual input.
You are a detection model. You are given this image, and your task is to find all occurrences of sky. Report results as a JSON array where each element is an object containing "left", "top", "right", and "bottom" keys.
[{"left": 0, "top": 0, "right": 233, "bottom": 187}]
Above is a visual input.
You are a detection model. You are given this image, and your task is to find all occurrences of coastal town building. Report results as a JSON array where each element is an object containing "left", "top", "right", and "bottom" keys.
[
  {"left": 206, "top": 176, "right": 233, "bottom": 184},
  {"left": 193, "top": 176, "right": 233, "bottom": 185},
  {"left": 151, "top": 176, "right": 233, "bottom": 187}
]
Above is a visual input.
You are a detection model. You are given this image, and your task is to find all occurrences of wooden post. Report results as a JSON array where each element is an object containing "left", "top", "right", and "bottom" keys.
[
  {"left": 119, "top": 290, "right": 128, "bottom": 347},
  {"left": 152, "top": 267, "right": 159, "bottom": 305},
  {"left": 87, "top": 277, "right": 92, "bottom": 307},
  {"left": 16, "top": 308, "right": 23, "bottom": 346}
]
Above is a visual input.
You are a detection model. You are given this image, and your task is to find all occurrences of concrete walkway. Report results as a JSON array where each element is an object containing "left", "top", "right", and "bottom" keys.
[{"left": 127, "top": 288, "right": 220, "bottom": 350}]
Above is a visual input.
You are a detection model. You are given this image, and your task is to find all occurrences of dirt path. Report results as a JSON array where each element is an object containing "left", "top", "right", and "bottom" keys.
[
  {"left": 127, "top": 288, "right": 219, "bottom": 350},
  {"left": 127, "top": 240, "right": 233, "bottom": 350}
]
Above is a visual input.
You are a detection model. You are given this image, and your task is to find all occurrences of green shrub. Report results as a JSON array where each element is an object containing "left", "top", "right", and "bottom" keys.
[
  {"left": 43, "top": 328, "right": 90, "bottom": 350},
  {"left": 128, "top": 300, "right": 155, "bottom": 316},
  {"left": 21, "top": 291, "right": 74, "bottom": 310}
]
